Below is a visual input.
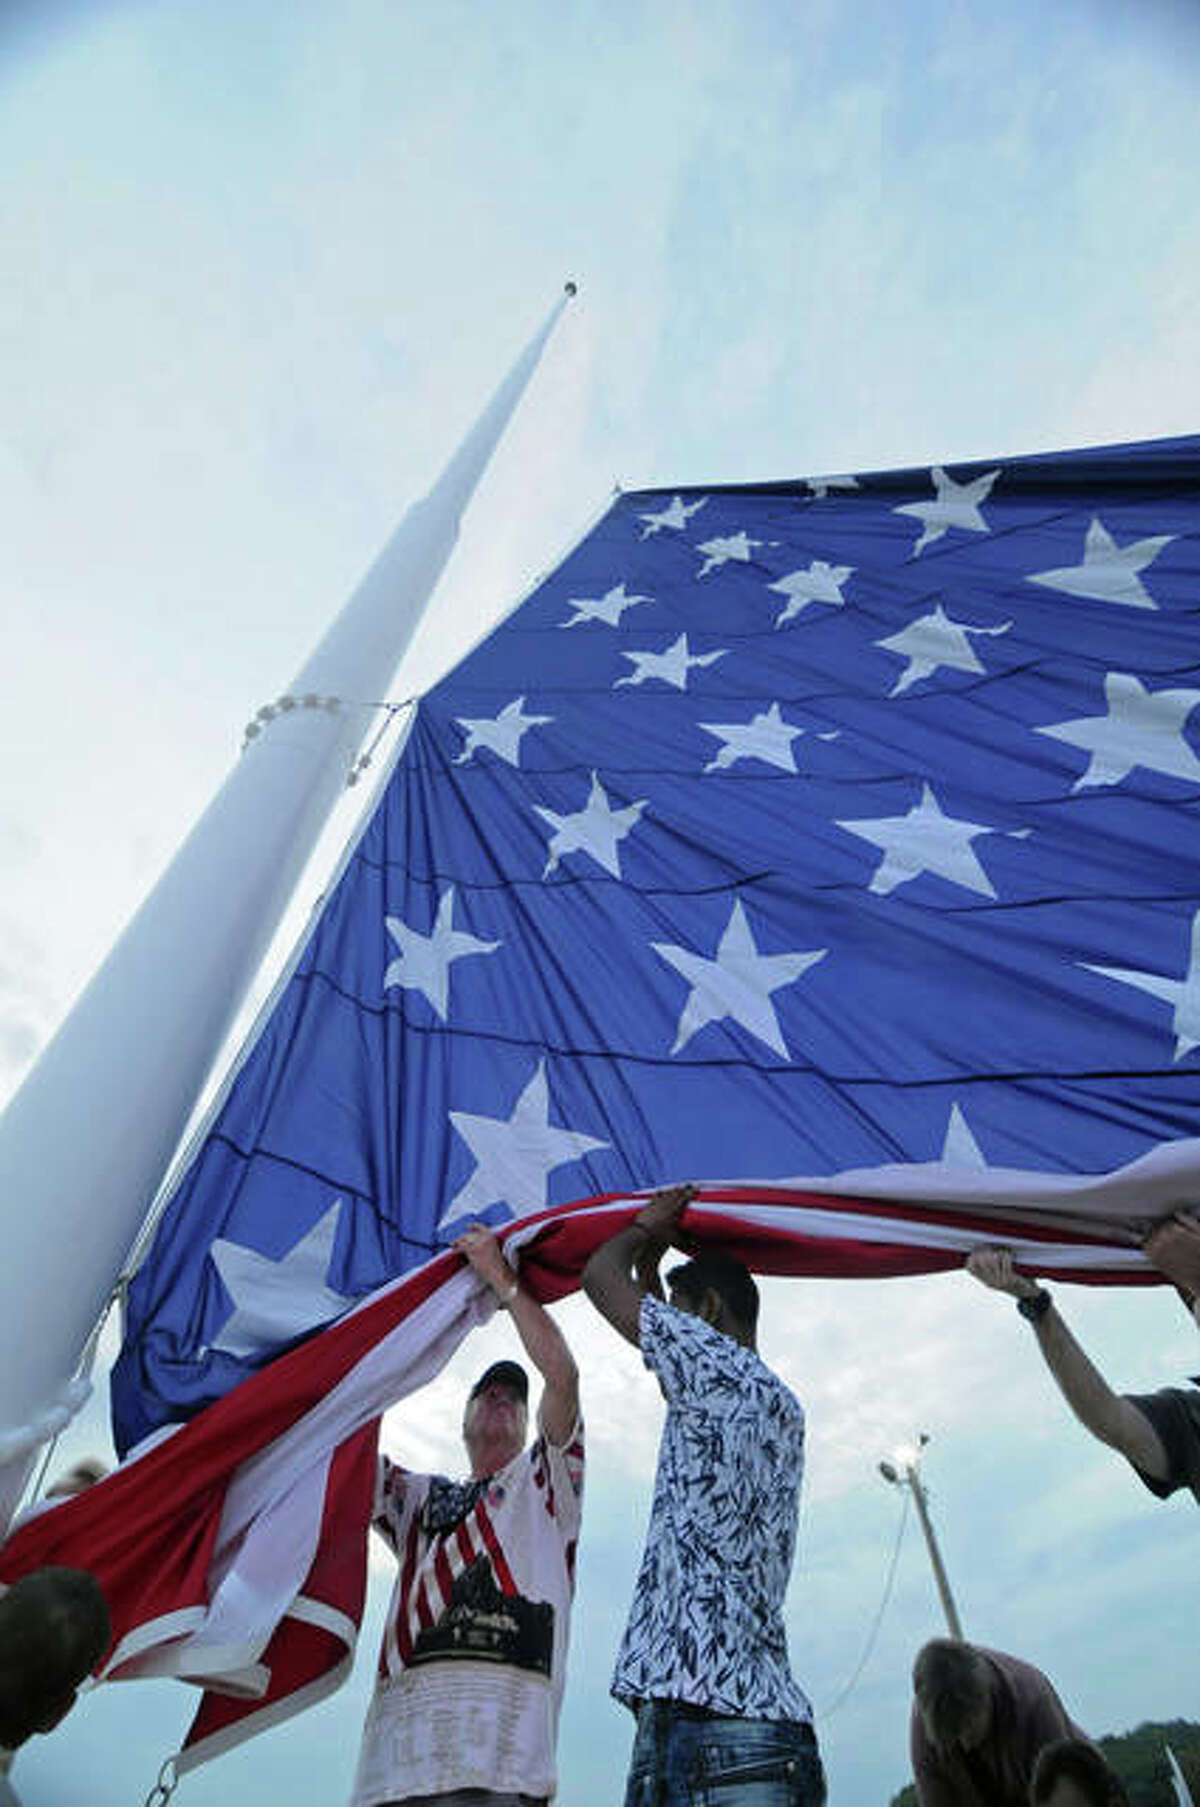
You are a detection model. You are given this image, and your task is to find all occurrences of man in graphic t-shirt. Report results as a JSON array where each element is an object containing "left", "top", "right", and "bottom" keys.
[
  {"left": 350, "top": 1225, "right": 583, "bottom": 1807},
  {"left": 583, "top": 1185, "right": 826, "bottom": 1807}
]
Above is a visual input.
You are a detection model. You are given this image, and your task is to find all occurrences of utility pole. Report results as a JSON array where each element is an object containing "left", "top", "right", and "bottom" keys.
[{"left": 879, "top": 1433, "right": 964, "bottom": 1640}]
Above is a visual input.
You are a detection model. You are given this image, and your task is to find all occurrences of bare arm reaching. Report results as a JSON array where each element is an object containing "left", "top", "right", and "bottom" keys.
[
  {"left": 581, "top": 1184, "right": 696, "bottom": 1346},
  {"left": 456, "top": 1224, "right": 579, "bottom": 1447},
  {"left": 965, "top": 1246, "right": 1169, "bottom": 1482}
]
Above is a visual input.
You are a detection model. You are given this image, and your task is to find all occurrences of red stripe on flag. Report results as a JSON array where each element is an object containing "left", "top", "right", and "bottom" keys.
[{"left": 180, "top": 1419, "right": 377, "bottom": 1765}]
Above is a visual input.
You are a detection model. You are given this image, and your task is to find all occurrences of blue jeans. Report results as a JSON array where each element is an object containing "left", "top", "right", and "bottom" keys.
[{"left": 622, "top": 1700, "right": 827, "bottom": 1807}]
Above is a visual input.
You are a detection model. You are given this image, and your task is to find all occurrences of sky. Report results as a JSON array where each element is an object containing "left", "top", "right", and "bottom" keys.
[{"left": 3, "top": 1, "right": 1200, "bottom": 1802}]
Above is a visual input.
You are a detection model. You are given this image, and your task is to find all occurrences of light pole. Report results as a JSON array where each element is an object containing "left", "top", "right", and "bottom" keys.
[{"left": 879, "top": 1433, "right": 964, "bottom": 1641}]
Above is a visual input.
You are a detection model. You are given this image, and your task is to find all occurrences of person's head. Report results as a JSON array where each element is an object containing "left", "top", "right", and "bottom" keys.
[
  {"left": 0, "top": 1567, "right": 110, "bottom": 1750},
  {"left": 1030, "top": 1739, "right": 1128, "bottom": 1807},
  {"left": 666, "top": 1251, "right": 759, "bottom": 1348},
  {"left": 45, "top": 1458, "right": 108, "bottom": 1501},
  {"left": 462, "top": 1360, "right": 529, "bottom": 1478},
  {"left": 912, "top": 1639, "right": 994, "bottom": 1753}
]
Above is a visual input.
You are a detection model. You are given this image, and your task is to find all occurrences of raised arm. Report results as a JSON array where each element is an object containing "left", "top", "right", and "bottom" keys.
[
  {"left": 965, "top": 1246, "right": 1169, "bottom": 1482},
  {"left": 581, "top": 1184, "right": 695, "bottom": 1347},
  {"left": 456, "top": 1225, "right": 579, "bottom": 1448}
]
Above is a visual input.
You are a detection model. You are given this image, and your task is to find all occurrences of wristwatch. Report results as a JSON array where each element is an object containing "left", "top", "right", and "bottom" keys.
[{"left": 1016, "top": 1287, "right": 1052, "bottom": 1322}]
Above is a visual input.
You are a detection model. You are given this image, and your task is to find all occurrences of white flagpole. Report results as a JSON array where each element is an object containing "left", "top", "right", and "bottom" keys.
[{"left": 0, "top": 286, "right": 575, "bottom": 1530}]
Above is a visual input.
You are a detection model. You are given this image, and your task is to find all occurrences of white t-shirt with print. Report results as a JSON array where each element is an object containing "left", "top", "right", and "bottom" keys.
[{"left": 351, "top": 1421, "right": 584, "bottom": 1805}]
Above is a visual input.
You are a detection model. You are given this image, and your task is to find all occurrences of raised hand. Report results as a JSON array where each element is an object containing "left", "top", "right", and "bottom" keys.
[
  {"left": 633, "top": 1183, "right": 696, "bottom": 1246},
  {"left": 965, "top": 1244, "right": 1040, "bottom": 1299},
  {"left": 1143, "top": 1212, "right": 1200, "bottom": 1300},
  {"left": 454, "top": 1223, "right": 515, "bottom": 1297}
]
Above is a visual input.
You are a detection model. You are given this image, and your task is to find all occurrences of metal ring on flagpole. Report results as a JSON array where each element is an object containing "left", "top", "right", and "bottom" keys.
[
  {"left": 240, "top": 692, "right": 343, "bottom": 751},
  {"left": 141, "top": 1757, "right": 178, "bottom": 1805}
]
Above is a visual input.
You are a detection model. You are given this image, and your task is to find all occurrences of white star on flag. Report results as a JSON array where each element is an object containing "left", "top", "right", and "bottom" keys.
[
  {"left": 560, "top": 583, "right": 652, "bottom": 629},
  {"left": 455, "top": 696, "right": 553, "bottom": 767},
  {"left": 384, "top": 886, "right": 501, "bottom": 1019},
  {"left": 209, "top": 1202, "right": 353, "bottom": 1358},
  {"left": 942, "top": 1103, "right": 987, "bottom": 1168},
  {"left": 615, "top": 633, "right": 727, "bottom": 692},
  {"left": 768, "top": 559, "right": 854, "bottom": 627},
  {"left": 895, "top": 465, "right": 1000, "bottom": 557},
  {"left": 652, "top": 898, "right": 826, "bottom": 1057},
  {"left": 440, "top": 1060, "right": 609, "bottom": 1227},
  {"left": 535, "top": 771, "right": 648, "bottom": 878},
  {"left": 638, "top": 495, "right": 708, "bottom": 538},
  {"left": 806, "top": 475, "right": 860, "bottom": 500},
  {"left": 837, "top": 782, "right": 1003, "bottom": 897},
  {"left": 1037, "top": 672, "right": 1200, "bottom": 790},
  {"left": 1082, "top": 910, "right": 1200, "bottom": 1061},
  {"left": 876, "top": 604, "right": 1012, "bottom": 696},
  {"left": 695, "top": 530, "right": 762, "bottom": 578},
  {"left": 1028, "top": 516, "right": 1175, "bottom": 610},
  {"left": 699, "top": 703, "right": 806, "bottom": 773}
]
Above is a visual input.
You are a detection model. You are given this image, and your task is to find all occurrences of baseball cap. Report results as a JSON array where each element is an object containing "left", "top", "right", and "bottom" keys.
[{"left": 469, "top": 1360, "right": 529, "bottom": 1403}]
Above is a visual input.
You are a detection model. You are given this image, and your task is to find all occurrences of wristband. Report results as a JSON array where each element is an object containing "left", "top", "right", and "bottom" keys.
[{"left": 1016, "top": 1287, "right": 1052, "bottom": 1322}]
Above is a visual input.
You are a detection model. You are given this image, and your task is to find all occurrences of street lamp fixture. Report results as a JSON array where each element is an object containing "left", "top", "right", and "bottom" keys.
[{"left": 878, "top": 1433, "right": 964, "bottom": 1641}]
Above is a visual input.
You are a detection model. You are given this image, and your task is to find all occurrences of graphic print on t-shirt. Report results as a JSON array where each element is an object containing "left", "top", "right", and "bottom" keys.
[{"left": 409, "top": 1552, "right": 554, "bottom": 1676}]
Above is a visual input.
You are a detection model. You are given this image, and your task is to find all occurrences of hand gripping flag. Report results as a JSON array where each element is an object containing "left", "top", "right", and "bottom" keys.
[{"left": 29, "top": 429, "right": 1195, "bottom": 1756}]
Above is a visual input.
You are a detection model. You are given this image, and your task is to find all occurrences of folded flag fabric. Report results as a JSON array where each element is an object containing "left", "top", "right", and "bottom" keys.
[{"left": 1, "top": 1160, "right": 1178, "bottom": 1768}]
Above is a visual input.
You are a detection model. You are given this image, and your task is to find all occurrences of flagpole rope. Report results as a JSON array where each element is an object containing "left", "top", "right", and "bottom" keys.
[
  {"left": 813, "top": 1485, "right": 910, "bottom": 1721},
  {"left": 140, "top": 1756, "right": 178, "bottom": 1805},
  {"left": 347, "top": 697, "right": 418, "bottom": 788},
  {"left": 21, "top": 1279, "right": 120, "bottom": 1511}
]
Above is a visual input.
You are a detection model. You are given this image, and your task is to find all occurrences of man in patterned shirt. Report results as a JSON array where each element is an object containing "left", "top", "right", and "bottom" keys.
[
  {"left": 350, "top": 1224, "right": 583, "bottom": 1807},
  {"left": 582, "top": 1185, "right": 826, "bottom": 1807}
]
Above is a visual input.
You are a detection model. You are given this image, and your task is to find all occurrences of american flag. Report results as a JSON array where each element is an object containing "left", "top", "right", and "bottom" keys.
[
  {"left": 0, "top": 1185, "right": 1172, "bottom": 1768},
  {"left": 14, "top": 431, "right": 1199, "bottom": 1763},
  {"left": 113, "top": 431, "right": 1200, "bottom": 1454}
]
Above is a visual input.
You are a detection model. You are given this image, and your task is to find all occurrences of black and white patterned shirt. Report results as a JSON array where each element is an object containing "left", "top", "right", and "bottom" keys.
[{"left": 611, "top": 1295, "right": 813, "bottom": 1722}]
